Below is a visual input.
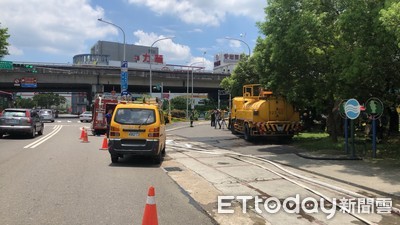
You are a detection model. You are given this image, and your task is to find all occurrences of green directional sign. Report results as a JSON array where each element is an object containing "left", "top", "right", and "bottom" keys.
[{"left": 0, "top": 61, "right": 13, "bottom": 70}]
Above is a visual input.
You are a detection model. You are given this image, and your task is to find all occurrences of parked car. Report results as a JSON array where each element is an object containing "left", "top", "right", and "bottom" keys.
[
  {"left": 39, "top": 109, "right": 55, "bottom": 122},
  {"left": 79, "top": 111, "right": 92, "bottom": 122},
  {"left": 108, "top": 102, "right": 166, "bottom": 164},
  {"left": 0, "top": 108, "right": 44, "bottom": 138}
]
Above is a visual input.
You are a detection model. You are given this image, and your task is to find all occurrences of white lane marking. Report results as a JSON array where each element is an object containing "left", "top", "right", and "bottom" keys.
[
  {"left": 23, "top": 125, "right": 63, "bottom": 149},
  {"left": 166, "top": 126, "right": 189, "bottom": 131}
]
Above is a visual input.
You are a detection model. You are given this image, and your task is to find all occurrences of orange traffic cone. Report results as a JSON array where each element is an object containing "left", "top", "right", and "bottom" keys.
[
  {"left": 81, "top": 129, "right": 89, "bottom": 143},
  {"left": 142, "top": 186, "right": 158, "bottom": 225},
  {"left": 79, "top": 127, "right": 85, "bottom": 139},
  {"left": 99, "top": 135, "right": 108, "bottom": 150}
]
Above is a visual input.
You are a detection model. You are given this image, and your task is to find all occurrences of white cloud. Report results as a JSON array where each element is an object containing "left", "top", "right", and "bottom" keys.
[
  {"left": 7, "top": 45, "right": 24, "bottom": 56},
  {"left": 228, "top": 40, "right": 242, "bottom": 48},
  {"left": 133, "top": 30, "right": 191, "bottom": 63},
  {"left": 189, "top": 28, "right": 203, "bottom": 33},
  {"left": 128, "top": 0, "right": 265, "bottom": 26},
  {"left": 187, "top": 56, "right": 212, "bottom": 71},
  {"left": 0, "top": 0, "right": 111, "bottom": 61}
]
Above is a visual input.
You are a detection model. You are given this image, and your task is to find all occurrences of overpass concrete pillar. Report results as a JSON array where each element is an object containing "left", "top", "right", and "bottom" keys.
[{"left": 92, "top": 84, "right": 104, "bottom": 95}]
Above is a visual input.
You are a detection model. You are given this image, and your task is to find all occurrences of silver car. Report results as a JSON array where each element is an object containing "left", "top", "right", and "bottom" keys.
[
  {"left": 0, "top": 108, "right": 44, "bottom": 138},
  {"left": 39, "top": 109, "right": 55, "bottom": 122},
  {"left": 79, "top": 111, "right": 92, "bottom": 122}
]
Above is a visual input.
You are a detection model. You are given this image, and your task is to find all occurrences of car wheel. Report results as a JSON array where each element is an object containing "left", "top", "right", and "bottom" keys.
[
  {"left": 38, "top": 126, "right": 44, "bottom": 135},
  {"left": 30, "top": 127, "right": 36, "bottom": 138},
  {"left": 111, "top": 155, "right": 119, "bottom": 163},
  {"left": 80, "top": 120, "right": 84, "bottom": 123},
  {"left": 161, "top": 143, "right": 166, "bottom": 156},
  {"left": 51, "top": 120, "right": 54, "bottom": 123},
  {"left": 0, "top": 133, "right": 3, "bottom": 138},
  {"left": 153, "top": 151, "right": 163, "bottom": 164}
]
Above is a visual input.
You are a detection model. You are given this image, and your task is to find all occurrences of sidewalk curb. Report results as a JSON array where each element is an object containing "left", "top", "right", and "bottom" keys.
[{"left": 295, "top": 152, "right": 362, "bottom": 160}]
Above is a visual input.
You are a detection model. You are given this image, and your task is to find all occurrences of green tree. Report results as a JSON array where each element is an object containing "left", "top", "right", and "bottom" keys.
[
  {"left": 253, "top": 0, "right": 400, "bottom": 141},
  {"left": 170, "top": 96, "right": 187, "bottom": 110},
  {"left": 0, "top": 23, "right": 10, "bottom": 58},
  {"left": 380, "top": 1, "right": 400, "bottom": 47},
  {"left": 15, "top": 98, "right": 35, "bottom": 108},
  {"left": 32, "top": 93, "right": 66, "bottom": 108},
  {"left": 220, "top": 54, "right": 260, "bottom": 97}
]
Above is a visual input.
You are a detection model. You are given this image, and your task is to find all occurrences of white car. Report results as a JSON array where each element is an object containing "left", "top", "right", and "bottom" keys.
[{"left": 79, "top": 111, "right": 92, "bottom": 122}]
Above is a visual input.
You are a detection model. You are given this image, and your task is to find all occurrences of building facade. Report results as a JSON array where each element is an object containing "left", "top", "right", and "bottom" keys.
[
  {"left": 90, "top": 41, "right": 158, "bottom": 63},
  {"left": 213, "top": 53, "right": 244, "bottom": 74}
]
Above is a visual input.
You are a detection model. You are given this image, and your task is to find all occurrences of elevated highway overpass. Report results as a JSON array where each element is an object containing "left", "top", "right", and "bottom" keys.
[{"left": 0, "top": 64, "right": 229, "bottom": 102}]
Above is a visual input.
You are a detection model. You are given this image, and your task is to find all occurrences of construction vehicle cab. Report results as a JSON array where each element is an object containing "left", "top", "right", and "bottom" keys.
[
  {"left": 230, "top": 84, "right": 300, "bottom": 141},
  {"left": 108, "top": 98, "right": 166, "bottom": 164}
]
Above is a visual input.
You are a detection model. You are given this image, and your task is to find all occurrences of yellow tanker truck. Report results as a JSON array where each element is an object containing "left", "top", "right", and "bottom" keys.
[{"left": 230, "top": 84, "right": 301, "bottom": 141}]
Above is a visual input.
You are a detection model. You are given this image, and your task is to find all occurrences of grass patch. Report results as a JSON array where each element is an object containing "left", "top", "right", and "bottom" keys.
[
  {"left": 293, "top": 132, "right": 400, "bottom": 159},
  {"left": 293, "top": 132, "right": 344, "bottom": 152}
]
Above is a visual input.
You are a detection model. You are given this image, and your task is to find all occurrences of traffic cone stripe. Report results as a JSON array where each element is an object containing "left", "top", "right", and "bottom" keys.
[{"left": 146, "top": 196, "right": 156, "bottom": 205}]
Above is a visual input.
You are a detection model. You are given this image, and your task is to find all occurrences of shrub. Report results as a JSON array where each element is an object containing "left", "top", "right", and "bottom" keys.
[{"left": 171, "top": 109, "right": 186, "bottom": 118}]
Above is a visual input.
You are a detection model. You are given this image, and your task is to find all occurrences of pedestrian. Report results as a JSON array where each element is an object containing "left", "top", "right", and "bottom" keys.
[
  {"left": 227, "top": 111, "right": 231, "bottom": 130},
  {"left": 190, "top": 110, "right": 194, "bottom": 127},
  {"left": 215, "top": 109, "right": 222, "bottom": 129},
  {"left": 210, "top": 109, "right": 216, "bottom": 127},
  {"left": 105, "top": 109, "right": 113, "bottom": 137}
]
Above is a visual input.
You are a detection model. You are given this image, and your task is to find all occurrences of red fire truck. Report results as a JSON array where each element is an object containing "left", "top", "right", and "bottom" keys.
[{"left": 91, "top": 93, "right": 119, "bottom": 135}]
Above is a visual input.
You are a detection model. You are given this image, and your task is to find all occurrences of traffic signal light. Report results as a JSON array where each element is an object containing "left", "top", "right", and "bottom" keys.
[
  {"left": 25, "top": 64, "right": 37, "bottom": 73},
  {"left": 12, "top": 64, "right": 37, "bottom": 73}
]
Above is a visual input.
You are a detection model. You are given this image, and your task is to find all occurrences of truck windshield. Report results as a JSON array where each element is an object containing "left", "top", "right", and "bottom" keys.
[{"left": 114, "top": 108, "right": 155, "bottom": 125}]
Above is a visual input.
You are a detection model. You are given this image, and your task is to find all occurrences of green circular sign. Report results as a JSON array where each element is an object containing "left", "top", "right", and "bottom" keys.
[{"left": 365, "top": 97, "right": 383, "bottom": 119}]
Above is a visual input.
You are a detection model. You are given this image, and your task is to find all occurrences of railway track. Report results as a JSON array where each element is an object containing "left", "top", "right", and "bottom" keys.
[{"left": 166, "top": 137, "right": 400, "bottom": 225}]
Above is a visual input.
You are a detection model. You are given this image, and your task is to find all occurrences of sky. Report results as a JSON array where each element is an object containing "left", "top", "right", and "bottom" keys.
[{"left": 0, "top": 0, "right": 266, "bottom": 70}]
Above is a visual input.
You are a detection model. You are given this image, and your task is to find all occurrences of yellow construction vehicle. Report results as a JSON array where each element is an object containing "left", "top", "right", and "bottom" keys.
[{"left": 230, "top": 84, "right": 300, "bottom": 141}]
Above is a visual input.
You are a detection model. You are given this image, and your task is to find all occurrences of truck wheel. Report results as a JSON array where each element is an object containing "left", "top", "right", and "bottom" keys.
[
  {"left": 230, "top": 120, "right": 238, "bottom": 134},
  {"left": 111, "top": 155, "right": 119, "bottom": 163},
  {"left": 244, "top": 124, "right": 252, "bottom": 141}
]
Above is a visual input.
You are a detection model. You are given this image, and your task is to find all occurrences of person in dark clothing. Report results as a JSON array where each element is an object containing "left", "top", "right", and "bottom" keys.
[
  {"left": 105, "top": 109, "right": 113, "bottom": 137},
  {"left": 210, "top": 110, "right": 216, "bottom": 127},
  {"left": 190, "top": 110, "right": 194, "bottom": 127}
]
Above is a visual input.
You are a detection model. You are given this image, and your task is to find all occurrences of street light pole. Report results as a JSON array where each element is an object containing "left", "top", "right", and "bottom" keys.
[
  {"left": 149, "top": 36, "right": 175, "bottom": 96},
  {"left": 186, "top": 67, "right": 189, "bottom": 118},
  {"left": 189, "top": 62, "right": 204, "bottom": 110},
  {"left": 98, "top": 18, "right": 126, "bottom": 61},
  {"left": 225, "top": 36, "right": 251, "bottom": 56},
  {"left": 202, "top": 51, "right": 206, "bottom": 72},
  {"left": 98, "top": 18, "right": 128, "bottom": 93}
]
